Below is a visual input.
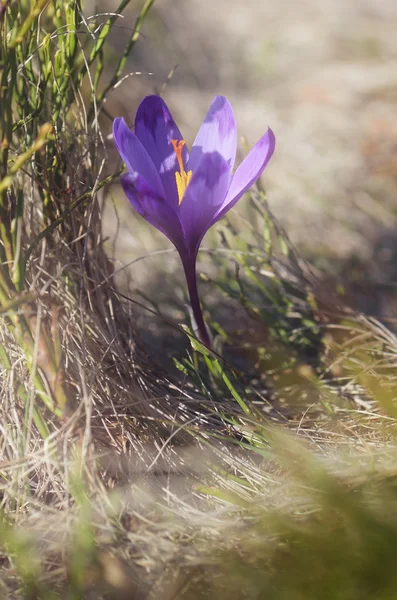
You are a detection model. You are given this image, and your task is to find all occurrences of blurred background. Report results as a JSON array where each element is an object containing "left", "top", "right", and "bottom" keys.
[{"left": 91, "top": 0, "right": 397, "bottom": 340}]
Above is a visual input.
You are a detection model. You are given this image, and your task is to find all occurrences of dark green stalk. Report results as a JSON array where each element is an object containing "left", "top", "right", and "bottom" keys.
[{"left": 182, "top": 255, "right": 211, "bottom": 348}]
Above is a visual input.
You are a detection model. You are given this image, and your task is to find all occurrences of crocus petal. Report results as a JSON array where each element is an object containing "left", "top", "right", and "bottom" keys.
[
  {"left": 188, "top": 96, "right": 237, "bottom": 172},
  {"left": 121, "top": 173, "right": 185, "bottom": 252},
  {"left": 134, "top": 95, "right": 187, "bottom": 207},
  {"left": 211, "top": 127, "right": 276, "bottom": 225},
  {"left": 179, "top": 151, "right": 231, "bottom": 256},
  {"left": 113, "top": 118, "right": 165, "bottom": 198}
]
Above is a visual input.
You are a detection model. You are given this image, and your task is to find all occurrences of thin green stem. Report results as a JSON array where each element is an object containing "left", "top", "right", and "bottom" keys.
[{"left": 182, "top": 255, "right": 211, "bottom": 348}]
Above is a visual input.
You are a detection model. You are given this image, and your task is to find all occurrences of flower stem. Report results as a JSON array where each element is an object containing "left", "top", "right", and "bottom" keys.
[{"left": 182, "top": 256, "right": 211, "bottom": 348}]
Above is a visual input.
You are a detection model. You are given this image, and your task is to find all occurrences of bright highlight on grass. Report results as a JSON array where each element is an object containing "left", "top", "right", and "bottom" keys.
[{"left": 113, "top": 95, "right": 276, "bottom": 347}]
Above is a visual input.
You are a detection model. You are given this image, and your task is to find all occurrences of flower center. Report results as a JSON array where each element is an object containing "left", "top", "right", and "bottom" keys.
[{"left": 171, "top": 139, "right": 192, "bottom": 205}]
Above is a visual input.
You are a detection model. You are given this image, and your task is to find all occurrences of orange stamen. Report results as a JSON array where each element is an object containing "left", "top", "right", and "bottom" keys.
[{"left": 171, "top": 139, "right": 192, "bottom": 205}]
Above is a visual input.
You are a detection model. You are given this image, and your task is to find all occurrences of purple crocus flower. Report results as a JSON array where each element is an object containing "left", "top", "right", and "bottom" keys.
[{"left": 113, "top": 95, "right": 275, "bottom": 347}]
